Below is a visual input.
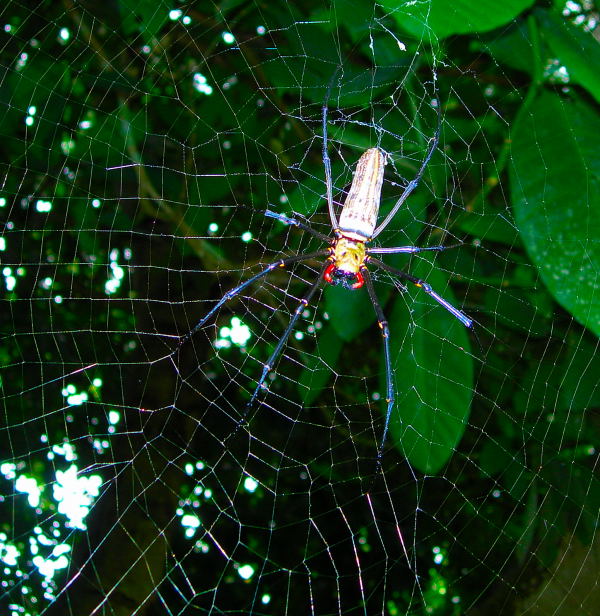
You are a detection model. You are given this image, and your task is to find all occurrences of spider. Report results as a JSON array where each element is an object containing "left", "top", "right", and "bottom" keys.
[{"left": 184, "top": 91, "right": 472, "bottom": 465}]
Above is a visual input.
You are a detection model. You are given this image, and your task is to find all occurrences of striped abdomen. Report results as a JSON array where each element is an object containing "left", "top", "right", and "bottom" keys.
[{"left": 338, "top": 148, "right": 386, "bottom": 242}]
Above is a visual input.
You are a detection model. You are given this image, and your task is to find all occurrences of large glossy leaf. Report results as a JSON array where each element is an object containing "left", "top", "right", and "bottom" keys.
[
  {"left": 510, "top": 91, "right": 600, "bottom": 338},
  {"left": 384, "top": 258, "right": 473, "bottom": 474},
  {"left": 381, "top": 0, "right": 535, "bottom": 40}
]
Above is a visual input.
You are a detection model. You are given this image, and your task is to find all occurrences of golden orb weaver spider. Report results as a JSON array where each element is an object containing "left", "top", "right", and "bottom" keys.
[{"left": 184, "top": 83, "right": 473, "bottom": 466}]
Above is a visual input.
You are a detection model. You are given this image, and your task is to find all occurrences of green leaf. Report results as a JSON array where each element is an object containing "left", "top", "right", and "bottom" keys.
[
  {"left": 541, "top": 461, "right": 600, "bottom": 545},
  {"left": 384, "top": 257, "right": 473, "bottom": 474},
  {"left": 478, "top": 20, "right": 534, "bottom": 76},
  {"left": 510, "top": 91, "right": 600, "bottom": 338},
  {"left": 381, "top": 0, "right": 535, "bottom": 40},
  {"left": 325, "top": 284, "right": 378, "bottom": 342},
  {"left": 536, "top": 8, "right": 600, "bottom": 105},
  {"left": 558, "top": 336, "right": 600, "bottom": 411},
  {"left": 455, "top": 209, "right": 520, "bottom": 246}
]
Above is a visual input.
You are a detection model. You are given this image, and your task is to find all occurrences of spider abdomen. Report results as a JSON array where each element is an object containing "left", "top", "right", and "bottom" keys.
[{"left": 338, "top": 147, "right": 386, "bottom": 242}]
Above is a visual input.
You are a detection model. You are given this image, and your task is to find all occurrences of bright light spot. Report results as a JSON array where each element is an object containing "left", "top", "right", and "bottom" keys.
[
  {"left": 222, "top": 31, "right": 235, "bottom": 44},
  {"left": 208, "top": 222, "right": 219, "bottom": 233},
  {"left": 25, "top": 115, "right": 34, "bottom": 126},
  {"left": 54, "top": 294, "right": 63, "bottom": 304},
  {"left": 111, "top": 262, "right": 124, "bottom": 280},
  {"left": 294, "top": 331, "right": 304, "bottom": 340},
  {"left": 108, "top": 410, "right": 120, "bottom": 425},
  {"left": 185, "top": 463, "right": 194, "bottom": 475},
  {"left": 397, "top": 40, "right": 406, "bottom": 51},
  {"left": 261, "top": 594, "right": 271, "bottom": 604},
  {"left": 32, "top": 552, "right": 70, "bottom": 578},
  {"left": 545, "top": 58, "right": 571, "bottom": 84},
  {"left": 0, "top": 542, "right": 19, "bottom": 566},
  {"left": 182, "top": 15, "right": 191, "bottom": 25},
  {"left": 52, "top": 442, "right": 77, "bottom": 462},
  {"left": 52, "top": 544, "right": 70, "bottom": 558},
  {"left": 433, "top": 553, "right": 444, "bottom": 565},
  {"left": 28, "top": 105, "right": 36, "bottom": 115},
  {"left": 3, "top": 267, "right": 16, "bottom": 291},
  {"left": 69, "top": 392, "right": 88, "bottom": 406},
  {"left": 256, "top": 26, "right": 266, "bottom": 35},
  {"left": 4, "top": 24, "right": 12, "bottom": 33},
  {"left": 181, "top": 514, "right": 201, "bottom": 529},
  {"left": 223, "top": 72, "right": 239, "bottom": 90},
  {"left": 243, "top": 476, "right": 258, "bottom": 493},
  {"left": 1, "top": 462, "right": 17, "bottom": 480},
  {"left": 181, "top": 514, "right": 201, "bottom": 537},
  {"left": 0, "top": 198, "right": 6, "bottom": 206},
  {"left": 53, "top": 465, "right": 102, "bottom": 530},
  {"left": 238, "top": 563, "right": 255, "bottom": 580},
  {"left": 193, "top": 72, "right": 213, "bottom": 95},
  {"left": 105, "top": 251, "right": 125, "bottom": 295},
  {"left": 92, "top": 377, "right": 102, "bottom": 387},
  {"left": 279, "top": 194, "right": 288, "bottom": 204},
  {"left": 216, "top": 316, "right": 251, "bottom": 349},
  {"left": 492, "top": 489, "right": 501, "bottom": 498},
  {"left": 16, "top": 52, "right": 28, "bottom": 70},
  {"left": 169, "top": 9, "right": 182, "bottom": 20},
  {"left": 16, "top": 475, "right": 41, "bottom": 507},
  {"left": 61, "top": 139, "right": 76, "bottom": 155},
  {"left": 62, "top": 387, "right": 88, "bottom": 406},
  {"left": 79, "top": 120, "right": 92, "bottom": 129},
  {"left": 59, "top": 27, "right": 70, "bottom": 41},
  {"left": 196, "top": 460, "right": 205, "bottom": 470},
  {"left": 203, "top": 488, "right": 212, "bottom": 499},
  {"left": 229, "top": 317, "right": 251, "bottom": 345},
  {"left": 241, "top": 231, "right": 252, "bottom": 242},
  {"left": 92, "top": 438, "right": 109, "bottom": 454},
  {"left": 0, "top": 238, "right": 5, "bottom": 251},
  {"left": 35, "top": 199, "right": 52, "bottom": 212}
]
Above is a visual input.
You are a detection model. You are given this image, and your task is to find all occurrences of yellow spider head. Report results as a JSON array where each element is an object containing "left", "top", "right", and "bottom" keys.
[{"left": 324, "top": 236, "right": 367, "bottom": 289}]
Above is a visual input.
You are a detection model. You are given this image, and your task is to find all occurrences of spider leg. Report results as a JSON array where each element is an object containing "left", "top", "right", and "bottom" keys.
[
  {"left": 247, "top": 262, "right": 328, "bottom": 408},
  {"left": 368, "top": 244, "right": 449, "bottom": 255},
  {"left": 178, "top": 250, "right": 329, "bottom": 349},
  {"left": 371, "top": 98, "right": 442, "bottom": 239},
  {"left": 264, "top": 210, "right": 331, "bottom": 244},
  {"left": 362, "top": 267, "right": 394, "bottom": 469},
  {"left": 368, "top": 256, "right": 473, "bottom": 328}
]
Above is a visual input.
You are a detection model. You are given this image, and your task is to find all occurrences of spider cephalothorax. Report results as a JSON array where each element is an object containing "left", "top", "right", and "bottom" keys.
[{"left": 324, "top": 236, "right": 367, "bottom": 289}]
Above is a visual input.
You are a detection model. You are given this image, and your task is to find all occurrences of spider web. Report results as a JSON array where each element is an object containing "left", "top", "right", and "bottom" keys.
[{"left": 1, "top": 1, "right": 599, "bottom": 614}]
